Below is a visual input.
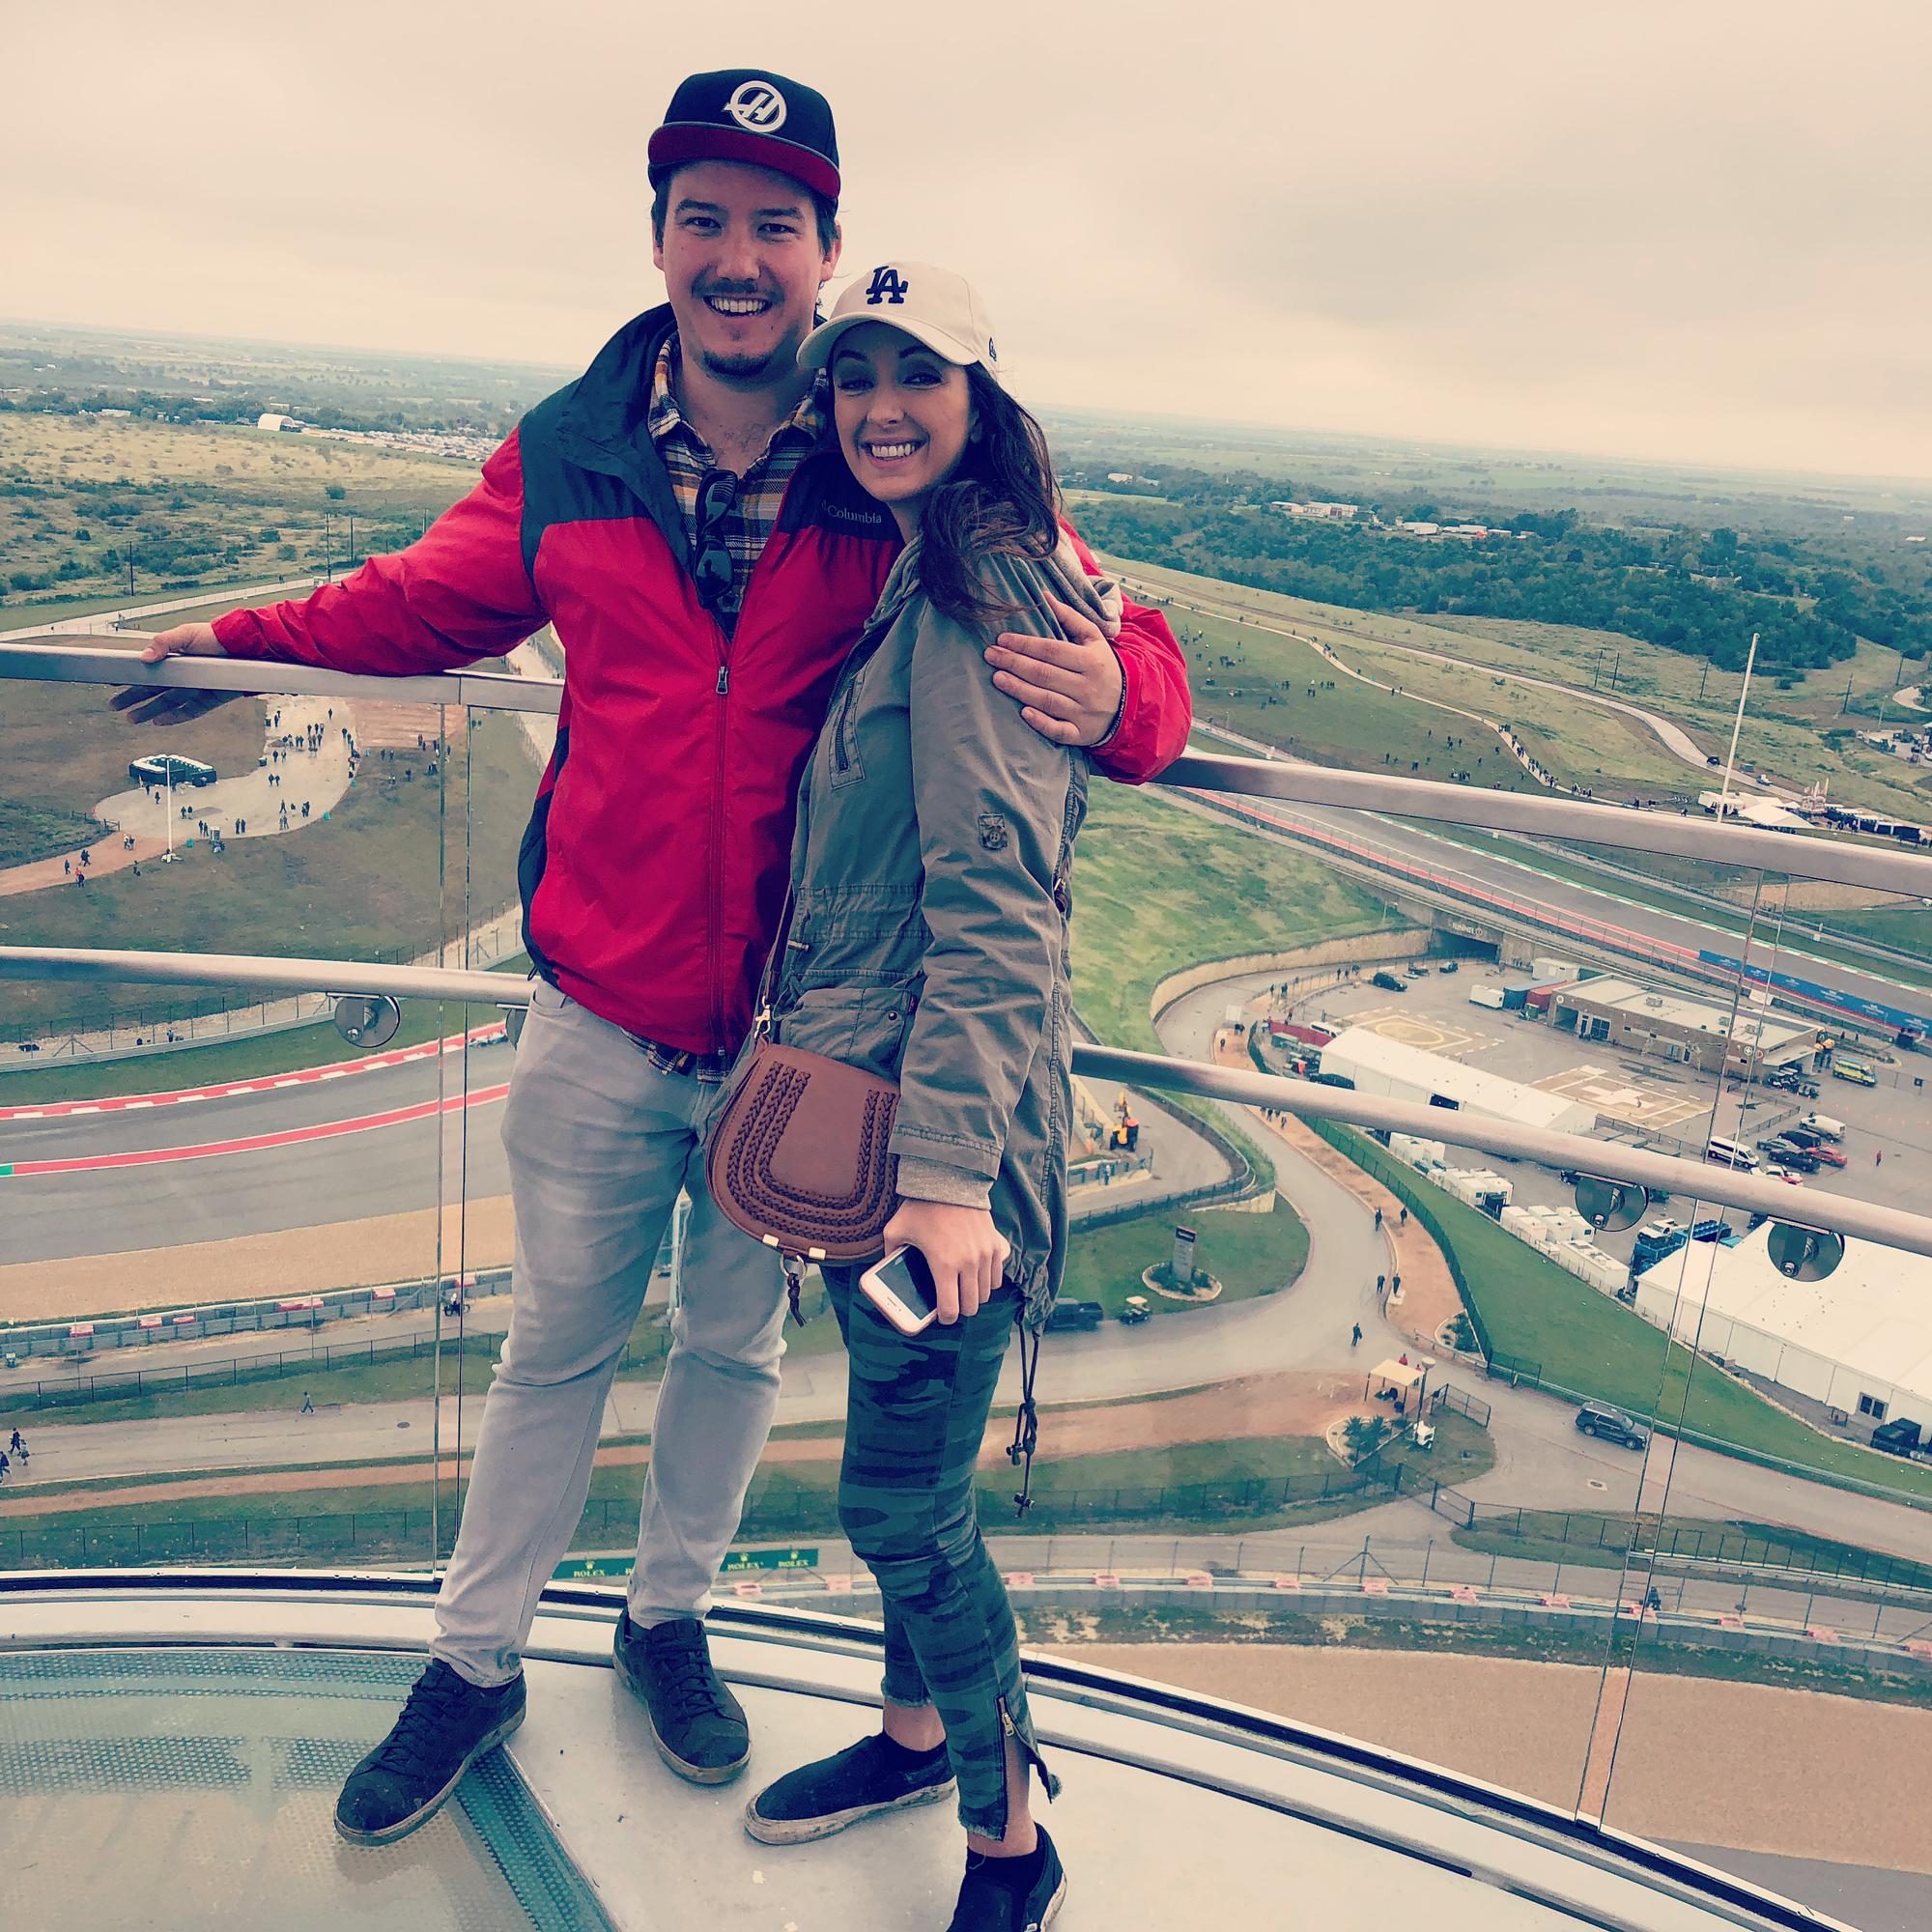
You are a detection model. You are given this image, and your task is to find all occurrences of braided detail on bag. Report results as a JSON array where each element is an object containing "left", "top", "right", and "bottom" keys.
[{"left": 707, "top": 1045, "right": 900, "bottom": 1262}]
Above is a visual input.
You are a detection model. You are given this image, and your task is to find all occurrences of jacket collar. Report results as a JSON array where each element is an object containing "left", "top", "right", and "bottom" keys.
[{"left": 551, "top": 303, "right": 847, "bottom": 568}]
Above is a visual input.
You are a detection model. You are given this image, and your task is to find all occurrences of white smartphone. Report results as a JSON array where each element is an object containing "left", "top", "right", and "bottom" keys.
[{"left": 858, "top": 1244, "right": 941, "bottom": 1336}]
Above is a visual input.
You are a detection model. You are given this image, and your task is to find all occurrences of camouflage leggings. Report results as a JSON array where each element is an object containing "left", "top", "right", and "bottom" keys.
[{"left": 825, "top": 1268, "right": 1056, "bottom": 1837}]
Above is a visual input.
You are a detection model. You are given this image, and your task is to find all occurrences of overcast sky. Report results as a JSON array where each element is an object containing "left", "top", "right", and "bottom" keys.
[{"left": 8, "top": 1, "right": 1928, "bottom": 477}]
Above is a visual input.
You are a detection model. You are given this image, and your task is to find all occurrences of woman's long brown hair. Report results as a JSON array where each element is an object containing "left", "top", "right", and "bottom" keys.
[{"left": 917, "top": 367, "right": 1061, "bottom": 625}]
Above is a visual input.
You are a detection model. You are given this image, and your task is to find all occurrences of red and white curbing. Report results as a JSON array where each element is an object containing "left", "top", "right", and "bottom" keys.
[{"left": 0, "top": 1022, "right": 506, "bottom": 1122}]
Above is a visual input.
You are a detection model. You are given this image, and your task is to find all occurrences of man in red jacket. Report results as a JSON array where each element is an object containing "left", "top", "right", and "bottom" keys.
[{"left": 127, "top": 68, "right": 1190, "bottom": 1849}]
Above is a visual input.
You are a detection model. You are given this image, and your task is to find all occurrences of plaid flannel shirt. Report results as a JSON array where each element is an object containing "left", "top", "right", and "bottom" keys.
[{"left": 646, "top": 333, "right": 827, "bottom": 624}]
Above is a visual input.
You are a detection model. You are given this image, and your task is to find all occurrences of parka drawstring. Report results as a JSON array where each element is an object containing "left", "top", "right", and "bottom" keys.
[{"left": 1008, "top": 1320, "right": 1042, "bottom": 1517}]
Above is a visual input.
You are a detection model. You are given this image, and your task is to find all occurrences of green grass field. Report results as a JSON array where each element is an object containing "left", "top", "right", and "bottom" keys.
[
  {"left": 0, "top": 1414, "right": 1495, "bottom": 1569},
  {"left": 1113, "top": 553, "right": 1932, "bottom": 822},
  {"left": 2, "top": 676, "right": 268, "bottom": 868},
  {"left": 0, "top": 412, "right": 475, "bottom": 619},
  {"left": 1061, "top": 1197, "right": 1308, "bottom": 1318},
  {"left": 2, "top": 710, "right": 539, "bottom": 1037},
  {"left": 1069, "top": 781, "right": 1388, "bottom": 1049},
  {"left": 1314, "top": 1121, "right": 1932, "bottom": 1504},
  {"left": 1448, "top": 1508, "right": 1932, "bottom": 1591}
]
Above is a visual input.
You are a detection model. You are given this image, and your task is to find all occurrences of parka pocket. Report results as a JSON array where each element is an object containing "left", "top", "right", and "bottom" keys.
[
  {"left": 775, "top": 982, "right": 919, "bottom": 1081},
  {"left": 826, "top": 668, "right": 868, "bottom": 790}
]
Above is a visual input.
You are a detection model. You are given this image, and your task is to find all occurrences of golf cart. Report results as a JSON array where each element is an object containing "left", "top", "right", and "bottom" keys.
[{"left": 1119, "top": 1296, "right": 1152, "bottom": 1325}]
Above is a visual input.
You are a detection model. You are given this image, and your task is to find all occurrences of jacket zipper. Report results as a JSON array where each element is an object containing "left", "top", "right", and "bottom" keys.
[{"left": 706, "top": 630, "right": 730, "bottom": 1049}]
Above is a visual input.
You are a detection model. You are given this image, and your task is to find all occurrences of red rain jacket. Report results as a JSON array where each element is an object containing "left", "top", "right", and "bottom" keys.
[{"left": 213, "top": 305, "right": 1192, "bottom": 1053}]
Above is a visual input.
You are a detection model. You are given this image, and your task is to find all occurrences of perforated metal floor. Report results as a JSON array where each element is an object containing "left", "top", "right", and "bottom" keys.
[{"left": 0, "top": 1648, "right": 611, "bottom": 1932}]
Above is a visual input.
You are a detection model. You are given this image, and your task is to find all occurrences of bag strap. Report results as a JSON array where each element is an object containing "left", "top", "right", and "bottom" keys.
[{"left": 752, "top": 610, "right": 900, "bottom": 1041}]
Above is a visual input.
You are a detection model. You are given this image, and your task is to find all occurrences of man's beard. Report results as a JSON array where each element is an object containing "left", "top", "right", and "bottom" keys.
[{"left": 696, "top": 344, "right": 786, "bottom": 385}]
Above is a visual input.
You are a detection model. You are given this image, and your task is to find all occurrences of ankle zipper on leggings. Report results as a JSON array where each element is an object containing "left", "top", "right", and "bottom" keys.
[{"left": 998, "top": 1697, "right": 1061, "bottom": 1803}]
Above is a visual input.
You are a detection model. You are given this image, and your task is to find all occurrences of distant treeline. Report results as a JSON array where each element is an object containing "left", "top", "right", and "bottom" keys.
[
  {"left": 0, "top": 388, "right": 515, "bottom": 439},
  {"left": 1066, "top": 466, "right": 1932, "bottom": 672}
]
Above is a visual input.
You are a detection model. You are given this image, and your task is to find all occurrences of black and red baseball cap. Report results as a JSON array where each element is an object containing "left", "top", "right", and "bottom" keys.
[{"left": 647, "top": 70, "right": 840, "bottom": 204}]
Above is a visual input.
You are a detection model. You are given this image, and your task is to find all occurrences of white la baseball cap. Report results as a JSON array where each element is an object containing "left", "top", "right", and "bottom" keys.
[{"left": 799, "top": 260, "right": 1002, "bottom": 380}]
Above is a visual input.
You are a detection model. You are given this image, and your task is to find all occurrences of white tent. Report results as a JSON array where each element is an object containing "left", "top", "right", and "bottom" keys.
[
  {"left": 1634, "top": 1225, "right": 1932, "bottom": 1431},
  {"left": 1319, "top": 1026, "right": 1597, "bottom": 1134}
]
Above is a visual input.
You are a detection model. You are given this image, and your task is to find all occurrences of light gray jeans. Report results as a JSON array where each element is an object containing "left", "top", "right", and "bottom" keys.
[{"left": 431, "top": 978, "right": 787, "bottom": 1687}]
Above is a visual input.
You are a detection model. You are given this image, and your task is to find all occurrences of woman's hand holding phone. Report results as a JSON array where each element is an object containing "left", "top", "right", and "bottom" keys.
[{"left": 880, "top": 1200, "right": 1009, "bottom": 1323}]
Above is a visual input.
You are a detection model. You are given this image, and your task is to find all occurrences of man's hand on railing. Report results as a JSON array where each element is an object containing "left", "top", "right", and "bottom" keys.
[{"left": 108, "top": 624, "right": 243, "bottom": 724}]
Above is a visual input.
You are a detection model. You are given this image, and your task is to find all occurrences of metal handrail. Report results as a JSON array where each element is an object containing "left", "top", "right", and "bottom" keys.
[
  {"left": 6, "top": 638, "right": 1930, "bottom": 894},
  {"left": 4, "top": 943, "right": 1928, "bottom": 1260}
]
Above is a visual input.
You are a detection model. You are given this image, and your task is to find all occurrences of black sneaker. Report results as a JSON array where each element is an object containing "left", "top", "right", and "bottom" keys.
[
  {"left": 946, "top": 1829, "right": 1066, "bottom": 1931},
  {"left": 334, "top": 1660, "right": 526, "bottom": 1845},
  {"left": 612, "top": 1609, "right": 750, "bottom": 1785},
  {"left": 745, "top": 1731, "right": 955, "bottom": 1845}
]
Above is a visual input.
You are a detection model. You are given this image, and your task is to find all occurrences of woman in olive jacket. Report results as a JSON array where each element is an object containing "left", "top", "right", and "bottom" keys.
[{"left": 739, "top": 263, "right": 1114, "bottom": 1930}]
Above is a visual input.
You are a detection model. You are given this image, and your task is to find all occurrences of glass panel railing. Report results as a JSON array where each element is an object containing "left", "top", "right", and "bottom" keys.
[
  {"left": 0, "top": 646, "right": 540, "bottom": 1582},
  {"left": 1592, "top": 858, "right": 1932, "bottom": 1897},
  {"left": 1069, "top": 572, "right": 1930, "bottom": 1900},
  {"left": 6, "top": 637, "right": 1929, "bottom": 1926}
]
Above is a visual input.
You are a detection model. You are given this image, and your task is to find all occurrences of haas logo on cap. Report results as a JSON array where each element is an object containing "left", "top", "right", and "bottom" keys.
[
  {"left": 865, "top": 266, "right": 910, "bottom": 306},
  {"left": 724, "top": 79, "right": 787, "bottom": 131}
]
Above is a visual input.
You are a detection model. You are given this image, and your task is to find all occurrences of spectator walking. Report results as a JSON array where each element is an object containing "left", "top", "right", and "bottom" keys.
[
  {"left": 1374, "top": 1206, "right": 1382, "bottom": 1231},
  {"left": 8, "top": 1429, "right": 22, "bottom": 1454},
  {"left": 1350, "top": 1322, "right": 1363, "bottom": 1348},
  {"left": 300, "top": 1391, "right": 314, "bottom": 1415},
  {"left": 1399, "top": 1207, "right": 1407, "bottom": 1229}
]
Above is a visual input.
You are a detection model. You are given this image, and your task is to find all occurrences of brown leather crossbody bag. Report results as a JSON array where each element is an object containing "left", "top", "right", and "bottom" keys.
[{"left": 705, "top": 881, "right": 902, "bottom": 1319}]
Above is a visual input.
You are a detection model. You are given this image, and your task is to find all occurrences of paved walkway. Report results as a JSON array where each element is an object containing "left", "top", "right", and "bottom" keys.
[{"left": 0, "top": 694, "right": 351, "bottom": 902}]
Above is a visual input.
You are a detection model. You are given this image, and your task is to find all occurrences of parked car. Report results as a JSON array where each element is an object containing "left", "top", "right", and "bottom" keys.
[
  {"left": 1405, "top": 962, "right": 1430, "bottom": 979},
  {"left": 1576, "top": 1402, "right": 1649, "bottom": 1450},
  {"left": 1370, "top": 970, "right": 1407, "bottom": 992},
  {"left": 1808, "top": 1143, "right": 1848, "bottom": 1168},
  {"left": 1046, "top": 1300, "right": 1106, "bottom": 1334},
  {"left": 1310, "top": 1070, "right": 1356, "bottom": 1089}
]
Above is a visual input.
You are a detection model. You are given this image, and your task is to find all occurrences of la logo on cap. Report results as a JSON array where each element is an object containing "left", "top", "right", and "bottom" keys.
[
  {"left": 865, "top": 266, "right": 910, "bottom": 306},
  {"left": 725, "top": 79, "right": 786, "bottom": 131}
]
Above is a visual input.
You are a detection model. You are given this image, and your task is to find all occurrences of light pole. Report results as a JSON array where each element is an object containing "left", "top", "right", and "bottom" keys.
[{"left": 163, "top": 760, "right": 174, "bottom": 864}]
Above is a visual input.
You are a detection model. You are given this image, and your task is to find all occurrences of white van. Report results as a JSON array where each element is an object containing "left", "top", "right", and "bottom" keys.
[
  {"left": 128, "top": 753, "right": 217, "bottom": 788},
  {"left": 1800, "top": 1114, "right": 1845, "bottom": 1142},
  {"left": 1704, "top": 1135, "right": 1759, "bottom": 1172}
]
